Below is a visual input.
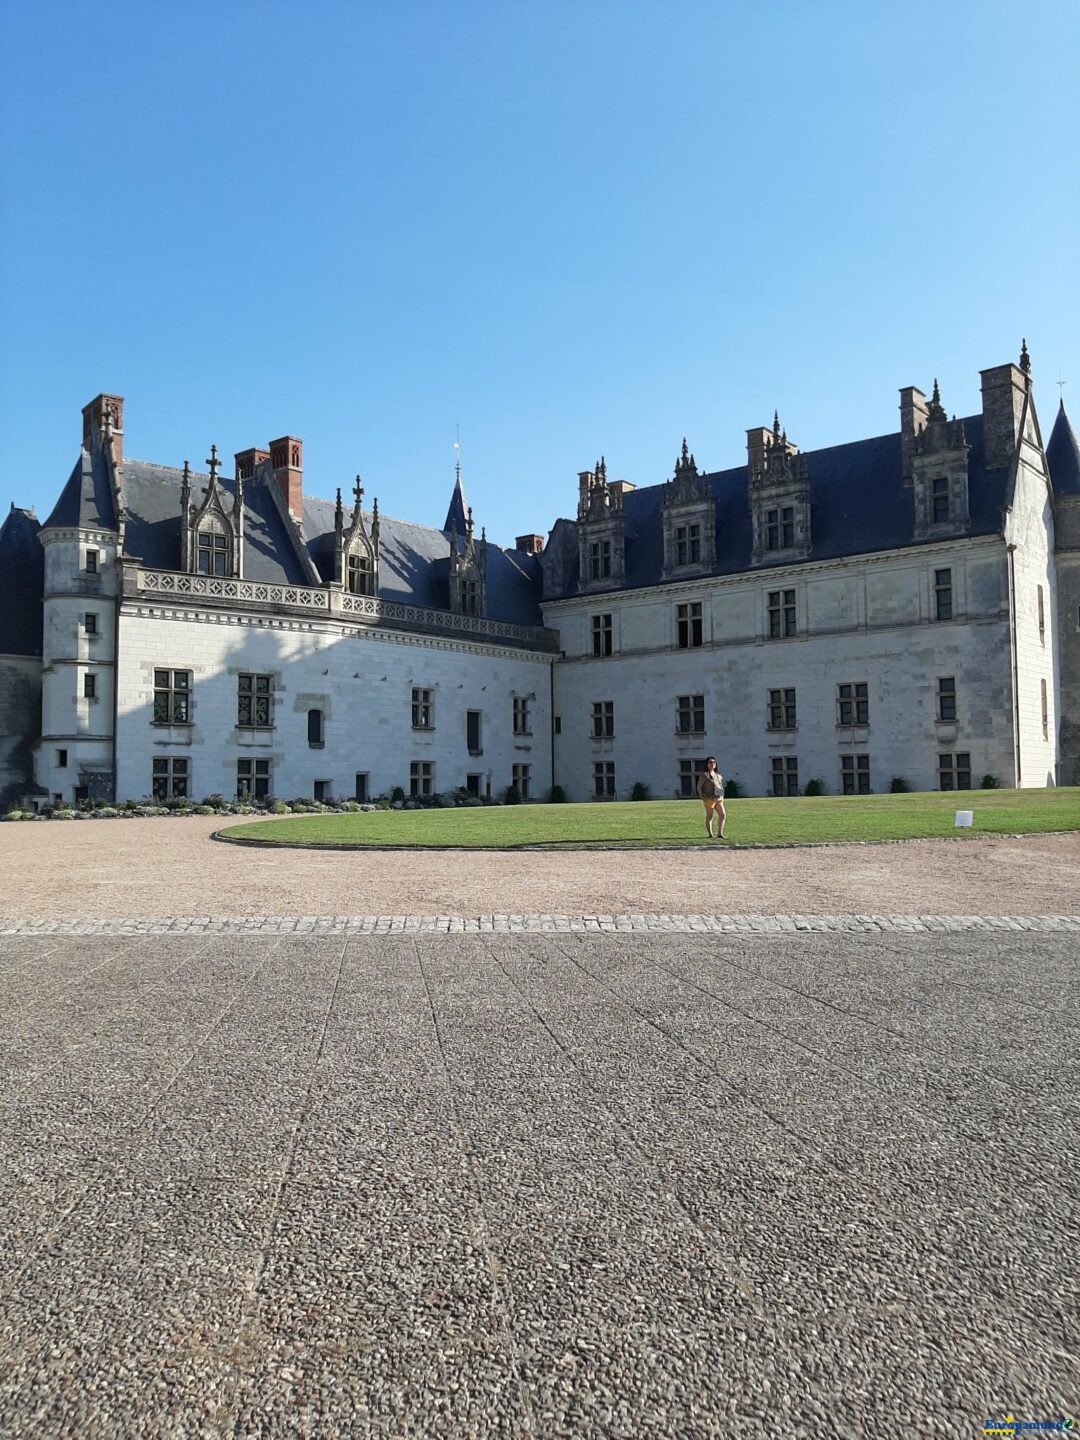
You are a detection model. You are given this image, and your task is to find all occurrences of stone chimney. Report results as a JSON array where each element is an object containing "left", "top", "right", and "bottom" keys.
[
  {"left": 235, "top": 447, "right": 270, "bottom": 481},
  {"left": 515, "top": 533, "right": 545, "bottom": 554},
  {"left": 607, "top": 481, "right": 636, "bottom": 501},
  {"left": 980, "top": 345, "right": 1030, "bottom": 470},
  {"left": 899, "top": 387, "right": 929, "bottom": 480},
  {"left": 82, "top": 393, "right": 124, "bottom": 464},
  {"left": 269, "top": 435, "right": 303, "bottom": 520},
  {"left": 746, "top": 426, "right": 772, "bottom": 485}
]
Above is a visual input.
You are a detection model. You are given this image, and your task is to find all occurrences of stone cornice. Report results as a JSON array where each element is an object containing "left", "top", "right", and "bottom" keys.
[{"left": 541, "top": 534, "right": 1003, "bottom": 612}]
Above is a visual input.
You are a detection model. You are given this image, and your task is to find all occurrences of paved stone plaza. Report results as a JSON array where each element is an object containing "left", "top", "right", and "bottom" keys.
[{"left": 2, "top": 927, "right": 1077, "bottom": 1438}]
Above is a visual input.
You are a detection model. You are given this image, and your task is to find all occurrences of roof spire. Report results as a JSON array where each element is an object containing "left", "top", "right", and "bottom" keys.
[
  {"left": 1020, "top": 338, "right": 1031, "bottom": 376},
  {"left": 443, "top": 434, "right": 468, "bottom": 534},
  {"left": 772, "top": 411, "right": 781, "bottom": 440},
  {"left": 205, "top": 444, "right": 220, "bottom": 489}
]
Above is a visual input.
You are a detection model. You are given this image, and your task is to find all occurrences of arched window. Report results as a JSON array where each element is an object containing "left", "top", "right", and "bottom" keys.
[
  {"left": 197, "top": 525, "right": 229, "bottom": 576},
  {"left": 307, "top": 709, "right": 324, "bottom": 747}
]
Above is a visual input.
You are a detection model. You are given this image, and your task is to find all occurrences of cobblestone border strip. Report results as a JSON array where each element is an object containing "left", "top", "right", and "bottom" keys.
[{"left": 0, "top": 914, "right": 1078, "bottom": 937}]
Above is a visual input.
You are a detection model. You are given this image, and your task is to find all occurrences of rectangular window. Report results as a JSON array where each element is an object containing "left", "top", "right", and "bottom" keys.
[
  {"left": 346, "top": 554, "right": 375, "bottom": 596},
  {"left": 767, "top": 687, "right": 797, "bottom": 730},
  {"left": 593, "top": 760, "right": 616, "bottom": 799},
  {"left": 237, "top": 673, "right": 272, "bottom": 728},
  {"left": 466, "top": 710, "right": 482, "bottom": 755},
  {"left": 153, "top": 669, "right": 191, "bottom": 724},
  {"left": 85, "top": 549, "right": 98, "bottom": 574},
  {"left": 314, "top": 780, "right": 330, "bottom": 802},
  {"left": 83, "top": 673, "right": 96, "bottom": 699},
  {"left": 677, "top": 601, "right": 703, "bottom": 649},
  {"left": 674, "top": 523, "right": 702, "bottom": 567},
  {"left": 307, "top": 709, "right": 324, "bottom": 747},
  {"left": 466, "top": 773, "right": 482, "bottom": 798},
  {"left": 197, "top": 530, "right": 228, "bottom": 576},
  {"left": 84, "top": 612, "right": 98, "bottom": 636},
  {"left": 591, "top": 700, "right": 614, "bottom": 738},
  {"left": 237, "top": 757, "right": 270, "bottom": 800},
  {"left": 553, "top": 715, "right": 562, "bottom": 736},
  {"left": 768, "top": 589, "right": 797, "bottom": 638},
  {"left": 932, "top": 477, "right": 950, "bottom": 524},
  {"left": 678, "top": 757, "right": 708, "bottom": 798},
  {"left": 938, "top": 752, "right": 971, "bottom": 792},
  {"left": 591, "top": 613, "right": 613, "bottom": 657},
  {"left": 937, "top": 677, "right": 956, "bottom": 723},
  {"left": 770, "top": 756, "right": 799, "bottom": 797},
  {"left": 837, "top": 682, "right": 869, "bottom": 727},
  {"left": 152, "top": 756, "right": 189, "bottom": 801},
  {"left": 354, "top": 773, "right": 369, "bottom": 803},
  {"left": 1038, "top": 585, "right": 1045, "bottom": 644},
  {"left": 589, "top": 539, "right": 612, "bottom": 580},
  {"left": 764, "top": 507, "right": 794, "bottom": 551},
  {"left": 676, "top": 694, "right": 705, "bottom": 734},
  {"left": 410, "top": 760, "right": 434, "bottom": 798},
  {"left": 1041, "top": 678, "right": 1048, "bottom": 740},
  {"left": 460, "top": 578, "right": 480, "bottom": 615},
  {"left": 934, "top": 568, "right": 953, "bottom": 621},
  {"left": 56, "top": 749, "right": 68, "bottom": 768},
  {"left": 513, "top": 696, "right": 531, "bottom": 735},
  {"left": 411, "top": 687, "right": 434, "bottom": 730},
  {"left": 512, "top": 763, "right": 531, "bottom": 800},
  {"left": 841, "top": 754, "right": 871, "bottom": 795}
]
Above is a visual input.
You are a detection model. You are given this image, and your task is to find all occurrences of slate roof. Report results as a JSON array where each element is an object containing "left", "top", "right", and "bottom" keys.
[
  {"left": 0, "top": 506, "right": 44, "bottom": 657},
  {"left": 114, "top": 459, "right": 545, "bottom": 627},
  {"left": 443, "top": 474, "right": 468, "bottom": 534},
  {"left": 556, "top": 413, "right": 1010, "bottom": 596},
  {"left": 1046, "top": 401, "right": 1080, "bottom": 497},
  {"left": 42, "top": 448, "right": 117, "bottom": 531}
]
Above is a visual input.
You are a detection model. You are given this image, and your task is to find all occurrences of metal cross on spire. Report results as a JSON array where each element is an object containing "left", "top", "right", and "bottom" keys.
[
  {"left": 1057, "top": 377, "right": 1068, "bottom": 398},
  {"left": 205, "top": 444, "right": 220, "bottom": 483},
  {"left": 353, "top": 473, "right": 364, "bottom": 507}
]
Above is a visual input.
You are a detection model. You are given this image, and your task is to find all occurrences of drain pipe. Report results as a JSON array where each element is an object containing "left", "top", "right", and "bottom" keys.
[{"left": 1006, "top": 542, "right": 1021, "bottom": 786}]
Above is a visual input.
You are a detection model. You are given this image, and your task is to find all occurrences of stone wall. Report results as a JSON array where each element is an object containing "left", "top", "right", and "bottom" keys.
[
  {"left": 0, "top": 654, "right": 42, "bottom": 806},
  {"left": 545, "top": 538, "right": 1016, "bottom": 800}
]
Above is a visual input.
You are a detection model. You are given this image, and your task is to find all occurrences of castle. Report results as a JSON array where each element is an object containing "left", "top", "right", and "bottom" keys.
[{"left": 1, "top": 345, "right": 1078, "bottom": 810}]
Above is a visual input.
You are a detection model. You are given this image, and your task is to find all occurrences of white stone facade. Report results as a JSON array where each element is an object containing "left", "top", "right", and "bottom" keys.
[
  {"left": 113, "top": 602, "right": 552, "bottom": 804},
  {"left": 546, "top": 538, "right": 1022, "bottom": 799}
]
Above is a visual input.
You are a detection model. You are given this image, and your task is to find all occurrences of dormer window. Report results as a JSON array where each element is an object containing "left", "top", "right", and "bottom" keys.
[
  {"left": 675, "top": 524, "right": 701, "bottom": 567},
  {"left": 765, "top": 506, "right": 795, "bottom": 551},
  {"left": 589, "top": 539, "right": 612, "bottom": 580},
  {"left": 460, "top": 577, "right": 481, "bottom": 615},
  {"left": 197, "top": 528, "right": 229, "bottom": 576},
  {"left": 346, "top": 552, "right": 375, "bottom": 596}
]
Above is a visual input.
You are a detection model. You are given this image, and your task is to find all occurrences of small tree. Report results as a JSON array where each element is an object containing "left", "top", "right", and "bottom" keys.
[
  {"left": 547, "top": 784, "right": 567, "bottom": 804},
  {"left": 889, "top": 777, "right": 910, "bottom": 793},
  {"left": 803, "top": 778, "right": 825, "bottom": 797},
  {"left": 503, "top": 783, "right": 522, "bottom": 806},
  {"left": 630, "top": 781, "right": 650, "bottom": 801},
  {"left": 980, "top": 774, "right": 1000, "bottom": 789},
  {"left": 723, "top": 778, "right": 741, "bottom": 799}
]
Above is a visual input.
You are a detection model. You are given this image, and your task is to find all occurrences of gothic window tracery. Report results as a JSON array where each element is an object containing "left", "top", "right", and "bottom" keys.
[{"left": 336, "top": 477, "right": 380, "bottom": 597}]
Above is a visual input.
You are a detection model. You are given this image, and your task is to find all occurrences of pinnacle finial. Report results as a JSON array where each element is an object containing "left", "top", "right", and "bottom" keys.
[
  {"left": 353, "top": 473, "right": 363, "bottom": 507},
  {"left": 335, "top": 487, "right": 343, "bottom": 518},
  {"left": 932, "top": 378, "right": 941, "bottom": 404},
  {"left": 205, "top": 444, "right": 220, "bottom": 483},
  {"left": 182, "top": 459, "right": 191, "bottom": 483},
  {"left": 1020, "top": 338, "right": 1031, "bottom": 375},
  {"left": 681, "top": 437, "right": 689, "bottom": 461},
  {"left": 772, "top": 411, "right": 781, "bottom": 440}
]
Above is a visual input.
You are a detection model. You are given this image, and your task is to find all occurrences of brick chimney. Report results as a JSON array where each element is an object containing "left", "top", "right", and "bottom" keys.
[
  {"left": 235, "top": 447, "right": 270, "bottom": 481},
  {"left": 980, "top": 356, "right": 1028, "bottom": 470},
  {"left": 269, "top": 435, "right": 303, "bottom": 520},
  {"left": 515, "top": 533, "right": 544, "bottom": 554},
  {"left": 899, "top": 386, "right": 929, "bottom": 479},
  {"left": 82, "top": 393, "right": 124, "bottom": 464}
]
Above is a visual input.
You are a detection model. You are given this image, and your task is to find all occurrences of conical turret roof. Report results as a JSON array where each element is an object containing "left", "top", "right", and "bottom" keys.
[{"left": 1046, "top": 399, "right": 1080, "bottom": 496}]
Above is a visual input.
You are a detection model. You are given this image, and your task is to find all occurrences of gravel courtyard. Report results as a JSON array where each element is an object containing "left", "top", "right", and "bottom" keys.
[
  {"left": 2, "top": 815, "right": 1080, "bottom": 918},
  {"left": 2, "top": 927, "right": 1077, "bottom": 1438}
]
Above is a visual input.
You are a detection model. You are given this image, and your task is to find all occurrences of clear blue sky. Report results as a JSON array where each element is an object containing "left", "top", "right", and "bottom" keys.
[{"left": 2, "top": 0, "right": 1077, "bottom": 543}]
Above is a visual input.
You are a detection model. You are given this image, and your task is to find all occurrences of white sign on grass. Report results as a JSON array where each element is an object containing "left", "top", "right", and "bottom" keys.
[{"left": 955, "top": 810, "right": 974, "bottom": 828}]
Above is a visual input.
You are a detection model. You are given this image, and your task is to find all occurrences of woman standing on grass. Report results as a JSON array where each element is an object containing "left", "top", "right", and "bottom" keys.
[{"left": 697, "top": 757, "right": 726, "bottom": 839}]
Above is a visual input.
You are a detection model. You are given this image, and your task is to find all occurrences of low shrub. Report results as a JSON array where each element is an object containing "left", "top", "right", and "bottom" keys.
[
  {"left": 502, "top": 783, "right": 522, "bottom": 806},
  {"left": 194, "top": 804, "right": 215, "bottom": 815},
  {"left": 461, "top": 796, "right": 484, "bottom": 807},
  {"left": 547, "top": 784, "right": 567, "bottom": 804},
  {"left": 630, "top": 781, "right": 650, "bottom": 801},
  {"left": 376, "top": 797, "right": 391, "bottom": 810},
  {"left": 201, "top": 793, "right": 227, "bottom": 811},
  {"left": 434, "top": 792, "right": 456, "bottom": 808},
  {"left": 803, "top": 778, "right": 825, "bottom": 796},
  {"left": 3, "top": 810, "right": 25, "bottom": 821},
  {"left": 93, "top": 807, "right": 120, "bottom": 818},
  {"left": 270, "top": 799, "right": 289, "bottom": 815},
  {"left": 981, "top": 774, "right": 1000, "bottom": 789},
  {"left": 391, "top": 785, "right": 406, "bottom": 804},
  {"left": 723, "top": 779, "right": 741, "bottom": 799},
  {"left": 889, "top": 777, "right": 910, "bottom": 793}
]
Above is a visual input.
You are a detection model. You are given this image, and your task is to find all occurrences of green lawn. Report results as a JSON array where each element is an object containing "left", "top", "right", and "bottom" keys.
[{"left": 217, "top": 787, "right": 1080, "bottom": 850}]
